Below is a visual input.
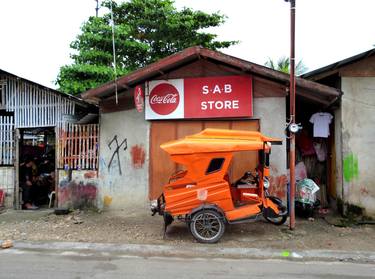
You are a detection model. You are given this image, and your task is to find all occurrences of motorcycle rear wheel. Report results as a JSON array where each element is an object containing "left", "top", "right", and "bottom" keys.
[{"left": 189, "top": 209, "right": 225, "bottom": 243}]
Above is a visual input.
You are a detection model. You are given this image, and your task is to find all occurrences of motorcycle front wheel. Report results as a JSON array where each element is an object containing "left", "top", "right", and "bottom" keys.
[{"left": 265, "top": 215, "right": 287, "bottom": 225}]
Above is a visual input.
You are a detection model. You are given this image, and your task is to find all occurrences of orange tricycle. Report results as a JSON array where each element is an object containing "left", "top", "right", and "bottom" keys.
[{"left": 151, "top": 128, "right": 288, "bottom": 243}]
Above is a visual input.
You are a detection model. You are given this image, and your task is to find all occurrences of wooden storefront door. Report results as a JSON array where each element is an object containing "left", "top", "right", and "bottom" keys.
[{"left": 149, "top": 120, "right": 259, "bottom": 199}]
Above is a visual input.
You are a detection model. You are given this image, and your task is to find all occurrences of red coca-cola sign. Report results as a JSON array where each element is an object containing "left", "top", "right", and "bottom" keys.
[
  {"left": 145, "top": 76, "right": 252, "bottom": 120},
  {"left": 149, "top": 83, "right": 180, "bottom": 115}
]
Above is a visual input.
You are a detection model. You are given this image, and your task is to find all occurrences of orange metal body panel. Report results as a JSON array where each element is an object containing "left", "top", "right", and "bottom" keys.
[
  {"left": 160, "top": 128, "right": 282, "bottom": 222},
  {"left": 225, "top": 203, "right": 262, "bottom": 221}
]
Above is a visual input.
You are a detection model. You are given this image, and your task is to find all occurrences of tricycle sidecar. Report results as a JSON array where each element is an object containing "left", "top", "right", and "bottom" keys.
[{"left": 151, "top": 128, "right": 288, "bottom": 243}]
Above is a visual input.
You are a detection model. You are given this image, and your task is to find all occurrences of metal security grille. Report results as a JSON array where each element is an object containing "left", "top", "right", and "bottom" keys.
[
  {"left": 0, "top": 115, "right": 14, "bottom": 165},
  {"left": 57, "top": 123, "right": 99, "bottom": 170}
]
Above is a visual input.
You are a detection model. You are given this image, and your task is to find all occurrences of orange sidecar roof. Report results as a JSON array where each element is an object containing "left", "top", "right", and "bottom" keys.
[{"left": 161, "top": 128, "right": 282, "bottom": 155}]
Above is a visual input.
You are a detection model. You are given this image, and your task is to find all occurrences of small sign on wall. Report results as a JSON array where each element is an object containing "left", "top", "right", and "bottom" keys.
[
  {"left": 134, "top": 85, "right": 144, "bottom": 113},
  {"left": 145, "top": 76, "right": 252, "bottom": 120}
]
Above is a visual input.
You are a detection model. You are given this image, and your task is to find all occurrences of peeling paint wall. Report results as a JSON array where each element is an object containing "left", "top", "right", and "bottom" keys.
[
  {"left": 98, "top": 109, "right": 149, "bottom": 210},
  {"left": 58, "top": 170, "right": 98, "bottom": 209},
  {"left": 254, "top": 97, "right": 287, "bottom": 199},
  {"left": 0, "top": 167, "right": 14, "bottom": 208},
  {"left": 341, "top": 77, "right": 375, "bottom": 216}
]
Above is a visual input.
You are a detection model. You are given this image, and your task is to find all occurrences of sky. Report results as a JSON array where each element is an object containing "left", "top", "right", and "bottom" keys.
[{"left": 0, "top": 0, "right": 374, "bottom": 89}]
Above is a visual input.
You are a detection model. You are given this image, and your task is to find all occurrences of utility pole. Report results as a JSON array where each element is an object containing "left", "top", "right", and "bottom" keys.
[
  {"left": 95, "top": 0, "right": 99, "bottom": 17},
  {"left": 286, "top": 0, "right": 296, "bottom": 230}
]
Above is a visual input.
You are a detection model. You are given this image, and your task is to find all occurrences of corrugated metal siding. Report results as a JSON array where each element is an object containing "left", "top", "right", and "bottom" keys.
[
  {"left": 1, "top": 76, "right": 75, "bottom": 128},
  {"left": 0, "top": 115, "right": 14, "bottom": 165}
]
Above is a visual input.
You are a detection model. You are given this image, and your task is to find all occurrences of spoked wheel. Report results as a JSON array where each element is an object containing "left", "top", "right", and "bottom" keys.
[
  {"left": 189, "top": 209, "right": 225, "bottom": 243},
  {"left": 264, "top": 196, "right": 288, "bottom": 225}
]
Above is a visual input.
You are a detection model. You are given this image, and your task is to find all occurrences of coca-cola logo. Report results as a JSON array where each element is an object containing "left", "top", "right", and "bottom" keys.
[{"left": 149, "top": 83, "right": 180, "bottom": 115}]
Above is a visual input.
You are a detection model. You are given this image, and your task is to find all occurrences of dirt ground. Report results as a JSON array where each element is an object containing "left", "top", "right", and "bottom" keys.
[{"left": 0, "top": 208, "right": 374, "bottom": 251}]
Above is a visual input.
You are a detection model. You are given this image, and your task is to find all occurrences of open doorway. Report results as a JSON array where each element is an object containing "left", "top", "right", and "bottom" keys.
[{"left": 18, "top": 127, "right": 55, "bottom": 210}]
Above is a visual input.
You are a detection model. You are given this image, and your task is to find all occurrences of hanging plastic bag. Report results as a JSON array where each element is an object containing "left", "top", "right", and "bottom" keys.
[{"left": 295, "top": 178, "right": 319, "bottom": 205}]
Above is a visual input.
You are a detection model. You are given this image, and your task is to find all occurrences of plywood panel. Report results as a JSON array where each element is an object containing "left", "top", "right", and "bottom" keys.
[
  {"left": 149, "top": 121, "right": 177, "bottom": 199},
  {"left": 203, "top": 120, "right": 231, "bottom": 130},
  {"left": 176, "top": 121, "right": 202, "bottom": 139},
  {"left": 149, "top": 119, "right": 259, "bottom": 199},
  {"left": 230, "top": 121, "right": 259, "bottom": 182}
]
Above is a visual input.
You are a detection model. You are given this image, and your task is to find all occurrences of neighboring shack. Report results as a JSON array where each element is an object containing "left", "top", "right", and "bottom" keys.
[
  {"left": 302, "top": 48, "right": 375, "bottom": 217},
  {"left": 0, "top": 69, "right": 98, "bottom": 210}
]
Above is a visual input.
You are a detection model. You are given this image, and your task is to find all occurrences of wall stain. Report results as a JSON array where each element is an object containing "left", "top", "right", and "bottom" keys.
[
  {"left": 130, "top": 145, "right": 146, "bottom": 169},
  {"left": 103, "top": 195, "right": 113, "bottom": 206},
  {"left": 343, "top": 153, "right": 359, "bottom": 182},
  {"left": 58, "top": 170, "right": 98, "bottom": 209},
  {"left": 84, "top": 171, "right": 97, "bottom": 179},
  {"left": 360, "top": 187, "right": 369, "bottom": 195},
  {"left": 268, "top": 175, "right": 287, "bottom": 199}
]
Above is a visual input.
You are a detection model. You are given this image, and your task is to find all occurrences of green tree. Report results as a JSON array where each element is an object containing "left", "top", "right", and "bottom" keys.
[
  {"left": 56, "top": 0, "right": 237, "bottom": 95},
  {"left": 265, "top": 56, "right": 307, "bottom": 75}
]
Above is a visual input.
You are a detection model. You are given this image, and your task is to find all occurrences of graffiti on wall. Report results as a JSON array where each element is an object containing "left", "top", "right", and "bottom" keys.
[
  {"left": 130, "top": 145, "right": 146, "bottom": 169},
  {"left": 58, "top": 170, "right": 98, "bottom": 209},
  {"left": 343, "top": 153, "right": 359, "bottom": 182},
  {"left": 108, "top": 135, "right": 128, "bottom": 175}
]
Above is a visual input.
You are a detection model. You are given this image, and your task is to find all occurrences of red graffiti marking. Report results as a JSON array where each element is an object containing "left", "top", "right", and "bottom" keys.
[
  {"left": 84, "top": 171, "right": 97, "bottom": 179},
  {"left": 58, "top": 186, "right": 72, "bottom": 207},
  {"left": 58, "top": 181, "right": 97, "bottom": 208},
  {"left": 268, "top": 175, "right": 287, "bottom": 199},
  {"left": 131, "top": 145, "right": 145, "bottom": 169},
  {"left": 360, "top": 187, "right": 369, "bottom": 195}
]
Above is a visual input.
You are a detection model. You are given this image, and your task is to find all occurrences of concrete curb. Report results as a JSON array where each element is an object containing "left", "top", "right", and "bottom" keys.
[{"left": 2, "top": 240, "right": 375, "bottom": 264}]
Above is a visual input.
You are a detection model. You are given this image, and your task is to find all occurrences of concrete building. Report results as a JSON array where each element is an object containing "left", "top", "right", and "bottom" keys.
[
  {"left": 302, "top": 48, "right": 375, "bottom": 217},
  {"left": 82, "top": 46, "right": 340, "bottom": 212}
]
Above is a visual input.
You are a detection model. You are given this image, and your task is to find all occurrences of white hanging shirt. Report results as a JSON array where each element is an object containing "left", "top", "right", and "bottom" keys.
[{"left": 309, "top": 112, "right": 333, "bottom": 138}]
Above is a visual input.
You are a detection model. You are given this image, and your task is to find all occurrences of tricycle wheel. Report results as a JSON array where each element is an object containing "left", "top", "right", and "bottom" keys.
[
  {"left": 265, "top": 215, "right": 287, "bottom": 225},
  {"left": 189, "top": 209, "right": 225, "bottom": 243}
]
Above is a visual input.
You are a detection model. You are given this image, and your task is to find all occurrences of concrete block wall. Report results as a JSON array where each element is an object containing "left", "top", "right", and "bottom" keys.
[
  {"left": 98, "top": 109, "right": 150, "bottom": 211},
  {"left": 0, "top": 167, "right": 14, "bottom": 208},
  {"left": 341, "top": 77, "right": 375, "bottom": 216},
  {"left": 254, "top": 97, "right": 287, "bottom": 200}
]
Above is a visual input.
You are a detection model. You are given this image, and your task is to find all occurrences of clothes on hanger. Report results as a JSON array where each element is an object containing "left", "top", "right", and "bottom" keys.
[
  {"left": 313, "top": 140, "right": 327, "bottom": 162},
  {"left": 309, "top": 112, "right": 333, "bottom": 138}
]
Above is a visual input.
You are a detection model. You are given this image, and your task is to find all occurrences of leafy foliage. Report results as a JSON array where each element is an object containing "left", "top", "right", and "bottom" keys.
[
  {"left": 265, "top": 56, "right": 307, "bottom": 76},
  {"left": 56, "top": 0, "right": 237, "bottom": 95}
]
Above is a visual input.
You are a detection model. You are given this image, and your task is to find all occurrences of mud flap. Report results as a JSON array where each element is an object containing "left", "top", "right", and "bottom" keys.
[
  {"left": 263, "top": 196, "right": 288, "bottom": 219},
  {"left": 163, "top": 212, "right": 174, "bottom": 239}
]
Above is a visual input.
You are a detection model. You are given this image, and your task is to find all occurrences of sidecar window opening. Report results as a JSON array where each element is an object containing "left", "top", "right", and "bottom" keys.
[{"left": 206, "top": 158, "right": 225, "bottom": 175}]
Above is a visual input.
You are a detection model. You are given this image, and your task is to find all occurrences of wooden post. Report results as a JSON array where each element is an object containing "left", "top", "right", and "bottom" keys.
[{"left": 14, "top": 129, "right": 20, "bottom": 210}]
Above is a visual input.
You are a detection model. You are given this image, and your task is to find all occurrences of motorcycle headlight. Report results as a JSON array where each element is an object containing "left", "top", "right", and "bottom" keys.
[{"left": 263, "top": 178, "right": 270, "bottom": 189}]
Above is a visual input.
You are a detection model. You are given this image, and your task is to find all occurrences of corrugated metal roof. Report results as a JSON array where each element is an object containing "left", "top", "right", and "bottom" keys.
[
  {"left": 81, "top": 46, "right": 342, "bottom": 105},
  {"left": 302, "top": 48, "right": 375, "bottom": 79},
  {"left": 0, "top": 68, "right": 93, "bottom": 109}
]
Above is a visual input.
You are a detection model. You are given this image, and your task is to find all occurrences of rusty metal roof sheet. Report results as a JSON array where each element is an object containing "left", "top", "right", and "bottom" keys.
[
  {"left": 81, "top": 46, "right": 342, "bottom": 105},
  {"left": 302, "top": 47, "right": 375, "bottom": 80}
]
